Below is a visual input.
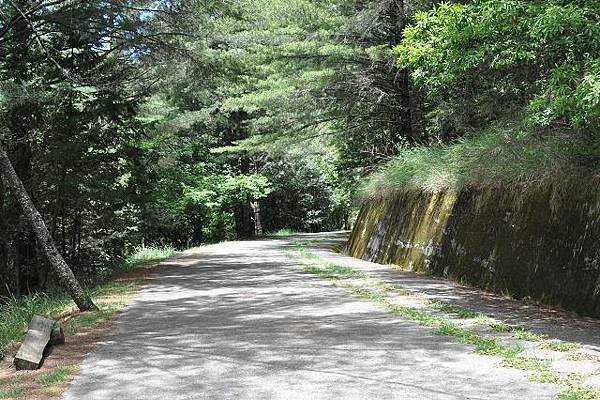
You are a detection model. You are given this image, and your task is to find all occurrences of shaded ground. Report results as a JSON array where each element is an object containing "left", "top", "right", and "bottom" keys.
[
  {"left": 65, "top": 237, "right": 563, "bottom": 399},
  {"left": 303, "top": 232, "right": 600, "bottom": 351},
  {"left": 0, "top": 264, "right": 161, "bottom": 399}
]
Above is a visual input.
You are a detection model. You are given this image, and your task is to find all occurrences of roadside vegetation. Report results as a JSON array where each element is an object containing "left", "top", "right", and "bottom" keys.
[
  {"left": 0, "top": 246, "right": 175, "bottom": 361},
  {"left": 359, "top": 120, "right": 599, "bottom": 198},
  {"left": 270, "top": 229, "right": 300, "bottom": 237},
  {"left": 0, "top": 0, "right": 598, "bottom": 397},
  {"left": 0, "top": 245, "right": 175, "bottom": 399},
  {"left": 285, "top": 241, "right": 600, "bottom": 400}
]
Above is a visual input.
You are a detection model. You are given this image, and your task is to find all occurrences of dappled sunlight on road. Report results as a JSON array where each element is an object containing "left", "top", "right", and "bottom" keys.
[{"left": 66, "top": 236, "right": 559, "bottom": 400}]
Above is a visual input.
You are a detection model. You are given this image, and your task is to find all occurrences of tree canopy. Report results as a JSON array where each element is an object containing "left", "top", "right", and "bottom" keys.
[{"left": 1, "top": 0, "right": 598, "bottom": 301}]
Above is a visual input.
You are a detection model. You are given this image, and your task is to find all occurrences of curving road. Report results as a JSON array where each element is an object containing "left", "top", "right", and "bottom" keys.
[{"left": 65, "top": 234, "right": 558, "bottom": 399}]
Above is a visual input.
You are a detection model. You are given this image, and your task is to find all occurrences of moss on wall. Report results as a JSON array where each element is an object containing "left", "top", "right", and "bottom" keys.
[{"left": 348, "top": 182, "right": 600, "bottom": 317}]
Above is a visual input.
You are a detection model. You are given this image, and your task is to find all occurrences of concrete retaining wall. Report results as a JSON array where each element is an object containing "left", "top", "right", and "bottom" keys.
[{"left": 348, "top": 184, "right": 600, "bottom": 317}]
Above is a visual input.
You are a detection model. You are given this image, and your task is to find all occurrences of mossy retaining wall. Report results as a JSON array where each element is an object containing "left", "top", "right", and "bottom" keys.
[{"left": 348, "top": 184, "right": 600, "bottom": 317}]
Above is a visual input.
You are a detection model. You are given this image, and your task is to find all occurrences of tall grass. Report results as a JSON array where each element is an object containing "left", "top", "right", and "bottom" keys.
[
  {"left": 270, "top": 228, "right": 299, "bottom": 237},
  {"left": 127, "top": 245, "right": 176, "bottom": 266},
  {"left": 0, "top": 293, "right": 69, "bottom": 360},
  {"left": 359, "top": 120, "right": 599, "bottom": 199}
]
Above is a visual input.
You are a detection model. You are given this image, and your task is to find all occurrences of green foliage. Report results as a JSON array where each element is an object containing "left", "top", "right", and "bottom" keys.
[
  {"left": 0, "top": 386, "right": 25, "bottom": 399},
  {"left": 395, "top": 0, "right": 600, "bottom": 134},
  {"left": 0, "top": 245, "right": 172, "bottom": 360},
  {"left": 557, "top": 386, "right": 599, "bottom": 400},
  {"left": 38, "top": 366, "right": 74, "bottom": 387},
  {"left": 359, "top": 118, "right": 599, "bottom": 197},
  {"left": 221, "top": 174, "right": 273, "bottom": 205},
  {"left": 128, "top": 246, "right": 177, "bottom": 265}
]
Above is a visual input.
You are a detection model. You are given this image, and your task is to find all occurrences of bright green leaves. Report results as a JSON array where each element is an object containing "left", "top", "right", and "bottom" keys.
[
  {"left": 395, "top": 0, "right": 534, "bottom": 91},
  {"left": 181, "top": 174, "right": 272, "bottom": 218},
  {"left": 395, "top": 0, "right": 600, "bottom": 133},
  {"left": 530, "top": 59, "right": 600, "bottom": 129},
  {"left": 222, "top": 174, "right": 273, "bottom": 205}
]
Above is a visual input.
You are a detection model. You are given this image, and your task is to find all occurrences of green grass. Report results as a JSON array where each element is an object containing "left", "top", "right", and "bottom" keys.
[
  {"left": 427, "top": 300, "right": 484, "bottom": 319},
  {"left": 541, "top": 340, "right": 580, "bottom": 352},
  {"left": 358, "top": 119, "right": 599, "bottom": 198},
  {"left": 302, "top": 262, "right": 523, "bottom": 359},
  {"left": 270, "top": 228, "right": 300, "bottom": 237},
  {"left": 294, "top": 247, "right": 568, "bottom": 355},
  {"left": 530, "top": 372, "right": 584, "bottom": 386},
  {"left": 322, "top": 263, "right": 370, "bottom": 280},
  {"left": 289, "top": 246, "right": 600, "bottom": 399},
  {"left": 0, "top": 376, "right": 26, "bottom": 399},
  {"left": 488, "top": 321, "right": 513, "bottom": 333},
  {"left": 0, "top": 246, "right": 173, "bottom": 360},
  {"left": 0, "top": 386, "right": 25, "bottom": 399},
  {"left": 557, "top": 386, "right": 600, "bottom": 400},
  {"left": 0, "top": 293, "right": 70, "bottom": 360},
  {"left": 501, "top": 357, "right": 552, "bottom": 372},
  {"left": 434, "top": 322, "right": 523, "bottom": 358},
  {"left": 529, "top": 371, "right": 566, "bottom": 384},
  {"left": 298, "top": 247, "right": 553, "bottom": 348},
  {"left": 513, "top": 328, "right": 548, "bottom": 342},
  {"left": 38, "top": 366, "right": 74, "bottom": 387},
  {"left": 567, "top": 353, "right": 600, "bottom": 362},
  {"left": 127, "top": 245, "right": 176, "bottom": 266}
]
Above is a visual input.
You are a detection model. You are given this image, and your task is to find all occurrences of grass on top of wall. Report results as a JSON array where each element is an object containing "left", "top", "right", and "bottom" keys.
[{"left": 358, "top": 119, "right": 600, "bottom": 199}]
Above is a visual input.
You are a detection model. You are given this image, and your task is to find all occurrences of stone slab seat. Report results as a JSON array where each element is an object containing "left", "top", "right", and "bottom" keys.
[{"left": 14, "top": 315, "right": 64, "bottom": 370}]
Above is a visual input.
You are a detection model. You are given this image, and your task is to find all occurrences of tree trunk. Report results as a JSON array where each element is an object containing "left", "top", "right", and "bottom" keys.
[
  {"left": 0, "top": 147, "right": 98, "bottom": 311},
  {"left": 251, "top": 201, "right": 263, "bottom": 236}
]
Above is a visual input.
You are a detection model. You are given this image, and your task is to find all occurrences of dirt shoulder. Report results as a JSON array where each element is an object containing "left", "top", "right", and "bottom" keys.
[{"left": 0, "top": 263, "right": 162, "bottom": 400}]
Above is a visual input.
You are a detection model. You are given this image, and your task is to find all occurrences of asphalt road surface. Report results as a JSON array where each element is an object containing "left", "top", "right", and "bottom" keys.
[{"left": 65, "top": 235, "right": 558, "bottom": 399}]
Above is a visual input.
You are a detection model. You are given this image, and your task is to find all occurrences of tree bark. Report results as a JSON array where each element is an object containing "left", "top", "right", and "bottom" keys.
[
  {"left": 0, "top": 146, "right": 98, "bottom": 311},
  {"left": 251, "top": 201, "right": 263, "bottom": 236}
]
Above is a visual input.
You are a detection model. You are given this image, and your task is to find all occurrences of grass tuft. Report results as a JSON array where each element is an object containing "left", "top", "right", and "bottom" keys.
[
  {"left": 0, "top": 386, "right": 25, "bottom": 399},
  {"left": 513, "top": 328, "right": 548, "bottom": 342},
  {"left": 557, "top": 386, "right": 599, "bottom": 400},
  {"left": 427, "top": 300, "right": 484, "bottom": 319},
  {"left": 541, "top": 340, "right": 580, "bottom": 352},
  {"left": 0, "top": 246, "right": 173, "bottom": 360},
  {"left": 501, "top": 357, "right": 552, "bottom": 372},
  {"left": 127, "top": 245, "right": 176, "bottom": 266},
  {"left": 38, "top": 366, "right": 74, "bottom": 387},
  {"left": 271, "top": 228, "right": 300, "bottom": 237},
  {"left": 0, "top": 293, "right": 69, "bottom": 361}
]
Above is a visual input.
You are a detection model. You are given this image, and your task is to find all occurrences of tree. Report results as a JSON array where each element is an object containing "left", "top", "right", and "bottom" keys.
[
  {"left": 0, "top": 0, "right": 183, "bottom": 309},
  {"left": 0, "top": 0, "right": 100, "bottom": 311},
  {"left": 0, "top": 147, "right": 98, "bottom": 311},
  {"left": 395, "top": 0, "right": 600, "bottom": 136}
]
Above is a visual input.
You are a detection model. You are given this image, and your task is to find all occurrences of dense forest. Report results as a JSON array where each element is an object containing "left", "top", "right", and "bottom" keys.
[{"left": 0, "top": 0, "right": 598, "bottom": 302}]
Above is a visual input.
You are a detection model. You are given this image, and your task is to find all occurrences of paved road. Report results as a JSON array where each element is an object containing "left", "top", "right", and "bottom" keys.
[{"left": 66, "top": 236, "right": 558, "bottom": 399}]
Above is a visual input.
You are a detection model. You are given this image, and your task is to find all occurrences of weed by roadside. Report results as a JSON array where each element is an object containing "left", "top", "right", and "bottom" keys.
[
  {"left": 0, "top": 246, "right": 174, "bottom": 360},
  {"left": 38, "top": 366, "right": 74, "bottom": 387},
  {"left": 270, "top": 229, "right": 300, "bottom": 237},
  {"left": 286, "top": 243, "right": 600, "bottom": 400},
  {"left": 0, "top": 245, "right": 175, "bottom": 399}
]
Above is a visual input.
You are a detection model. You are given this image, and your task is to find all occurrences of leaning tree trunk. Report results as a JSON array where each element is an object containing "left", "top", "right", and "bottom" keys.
[{"left": 0, "top": 146, "right": 98, "bottom": 311}]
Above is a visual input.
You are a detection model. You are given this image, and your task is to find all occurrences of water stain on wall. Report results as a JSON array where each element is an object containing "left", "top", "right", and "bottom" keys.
[{"left": 348, "top": 183, "right": 600, "bottom": 317}]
